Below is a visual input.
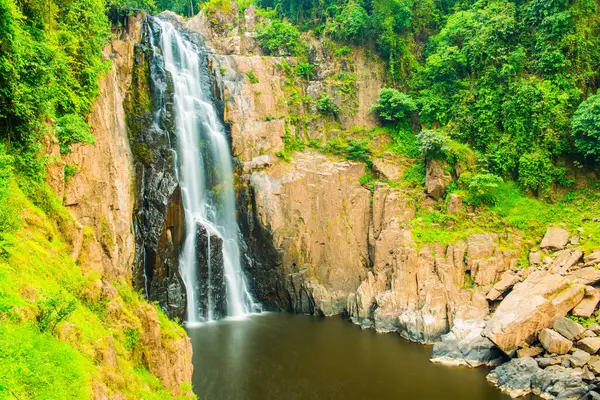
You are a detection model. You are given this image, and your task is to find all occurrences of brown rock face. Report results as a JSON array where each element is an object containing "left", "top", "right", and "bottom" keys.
[
  {"left": 249, "top": 151, "right": 371, "bottom": 312},
  {"left": 572, "top": 286, "right": 600, "bottom": 318},
  {"left": 484, "top": 271, "right": 584, "bottom": 355}
]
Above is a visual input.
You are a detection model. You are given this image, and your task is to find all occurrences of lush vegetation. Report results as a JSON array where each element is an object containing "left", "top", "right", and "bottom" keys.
[{"left": 257, "top": 0, "right": 600, "bottom": 194}]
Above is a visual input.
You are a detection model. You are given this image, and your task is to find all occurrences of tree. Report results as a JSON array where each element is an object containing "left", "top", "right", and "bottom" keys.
[
  {"left": 371, "top": 88, "right": 416, "bottom": 123},
  {"left": 572, "top": 94, "right": 600, "bottom": 162}
]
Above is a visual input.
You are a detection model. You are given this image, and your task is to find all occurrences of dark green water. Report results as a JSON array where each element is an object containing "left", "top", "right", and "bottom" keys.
[{"left": 187, "top": 313, "right": 523, "bottom": 400}]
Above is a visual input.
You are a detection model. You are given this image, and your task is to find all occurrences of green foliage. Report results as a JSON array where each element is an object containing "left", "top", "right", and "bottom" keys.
[
  {"left": 462, "top": 172, "right": 504, "bottom": 207},
  {"left": 326, "top": 1, "right": 370, "bottom": 43},
  {"left": 36, "top": 293, "right": 77, "bottom": 333},
  {"left": 371, "top": 88, "right": 416, "bottom": 123},
  {"left": 316, "top": 93, "right": 338, "bottom": 115},
  {"left": 568, "top": 314, "right": 598, "bottom": 329},
  {"left": 246, "top": 71, "right": 259, "bottom": 84},
  {"left": 322, "top": 137, "right": 372, "bottom": 167},
  {"left": 56, "top": 114, "right": 95, "bottom": 154},
  {"left": 123, "top": 328, "right": 141, "bottom": 352},
  {"left": 402, "top": 161, "right": 426, "bottom": 187},
  {"left": 296, "top": 62, "right": 314, "bottom": 80},
  {"left": 389, "top": 128, "right": 420, "bottom": 158},
  {"left": 517, "top": 152, "right": 556, "bottom": 194},
  {"left": 417, "top": 129, "right": 447, "bottom": 160},
  {"left": 257, "top": 19, "right": 305, "bottom": 56},
  {"left": 572, "top": 94, "right": 600, "bottom": 162},
  {"left": 158, "top": 0, "right": 197, "bottom": 16}
]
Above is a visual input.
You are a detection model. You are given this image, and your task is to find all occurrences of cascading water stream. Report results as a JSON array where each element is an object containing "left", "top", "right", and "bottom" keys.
[{"left": 149, "top": 17, "right": 256, "bottom": 324}]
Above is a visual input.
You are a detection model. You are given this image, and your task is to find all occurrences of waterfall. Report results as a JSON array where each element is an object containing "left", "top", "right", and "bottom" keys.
[{"left": 148, "top": 16, "right": 256, "bottom": 323}]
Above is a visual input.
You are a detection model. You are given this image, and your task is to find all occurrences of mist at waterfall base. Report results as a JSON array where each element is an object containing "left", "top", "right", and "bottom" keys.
[
  {"left": 149, "top": 17, "right": 257, "bottom": 323},
  {"left": 187, "top": 314, "right": 534, "bottom": 400}
]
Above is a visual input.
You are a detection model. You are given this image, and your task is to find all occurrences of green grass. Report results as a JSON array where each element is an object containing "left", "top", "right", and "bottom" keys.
[
  {"left": 0, "top": 172, "right": 194, "bottom": 399},
  {"left": 0, "top": 323, "right": 92, "bottom": 399},
  {"left": 409, "top": 180, "right": 600, "bottom": 251}
]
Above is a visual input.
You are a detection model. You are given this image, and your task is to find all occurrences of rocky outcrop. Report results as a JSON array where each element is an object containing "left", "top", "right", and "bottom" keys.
[
  {"left": 484, "top": 271, "right": 584, "bottom": 355},
  {"left": 196, "top": 223, "right": 227, "bottom": 319},
  {"left": 425, "top": 159, "right": 452, "bottom": 199},
  {"left": 487, "top": 357, "right": 592, "bottom": 399}
]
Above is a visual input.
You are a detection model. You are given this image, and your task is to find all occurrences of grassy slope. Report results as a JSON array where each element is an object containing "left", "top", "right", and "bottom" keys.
[{"left": 0, "top": 177, "right": 191, "bottom": 399}]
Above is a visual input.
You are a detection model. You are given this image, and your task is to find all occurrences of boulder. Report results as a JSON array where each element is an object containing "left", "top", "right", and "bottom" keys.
[
  {"left": 588, "top": 359, "right": 600, "bottom": 374},
  {"left": 554, "top": 317, "right": 586, "bottom": 341},
  {"left": 484, "top": 271, "right": 584, "bottom": 355},
  {"left": 540, "top": 227, "right": 571, "bottom": 250},
  {"left": 573, "top": 287, "right": 600, "bottom": 318},
  {"left": 517, "top": 346, "right": 544, "bottom": 358},
  {"left": 486, "top": 271, "right": 519, "bottom": 301},
  {"left": 549, "top": 249, "right": 584, "bottom": 275},
  {"left": 487, "top": 357, "right": 541, "bottom": 398},
  {"left": 569, "top": 350, "right": 592, "bottom": 367},
  {"left": 584, "top": 251, "right": 600, "bottom": 266},
  {"left": 568, "top": 267, "right": 600, "bottom": 286},
  {"left": 529, "top": 251, "right": 542, "bottom": 266},
  {"left": 539, "top": 329, "right": 573, "bottom": 355},
  {"left": 578, "top": 338, "right": 600, "bottom": 355},
  {"left": 537, "top": 356, "right": 568, "bottom": 368},
  {"left": 446, "top": 194, "right": 463, "bottom": 215},
  {"left": 430, "top": 319, "right": 506, "bottom": 368},
  {"left": 425, "top": 159, "right": 451, "bottom": 199}
]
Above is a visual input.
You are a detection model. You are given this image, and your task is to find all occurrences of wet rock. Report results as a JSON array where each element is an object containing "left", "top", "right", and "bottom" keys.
[
  {"left": 578, "top": 338, "right": 600, "bottom": 355},
  {"left": 540, "top": 227, "right": 571, "bottom": 251},
  {"left": 487, "top": 357, "right": 540, "bottom": 398},
  {"left": 554, "top": 317, "right": 586, "bottom": 341},
  {"left": 196, "top": 223, "right": 226, "bottom": 320},
  {"left": 540, "top": 329, "right": 573, "bottom": 355},
  {"left": 530, "top": 366, "right": 591, "bottom": 399},
  {"left": 573, "top": 287, "right": 600, "bottom": 318},
  {"left": 569, "top": 350, "right": 592, "bottom": 367},
  {"left": 484, "top": 271, "right": 584, "bottom": 355},
  {"left": 430, "top": 319, "right": 506, "bottom": 368}
]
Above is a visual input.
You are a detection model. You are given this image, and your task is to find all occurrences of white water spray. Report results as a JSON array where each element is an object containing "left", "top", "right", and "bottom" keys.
[{"left": 150, "top": 17, "right": 256, "bottom": 323}]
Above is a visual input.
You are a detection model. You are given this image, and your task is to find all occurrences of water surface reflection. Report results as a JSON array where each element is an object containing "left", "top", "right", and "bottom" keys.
[{"left": 187, "top": 313, "right": 534, "bottom": 399}]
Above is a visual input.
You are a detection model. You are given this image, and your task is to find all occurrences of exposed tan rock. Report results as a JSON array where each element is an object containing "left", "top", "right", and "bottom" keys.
[
  {"left": 539, "top": 329, "right": 573, "bottom": 355},
  {"left": 486, "top": 271, "right": 519, "bottom": 301},
  {"left": 572, "top": 286, "right": 600, "bottom": 318},
  {"left": 516, "top": 346, "right": 544, "bottom": 358},
  {"left": 250, "top": 151, "right": 370, "bottom": 311},
  {"left": 137, "top": 304, "right": 193, "bottom": 396},
  {"left": 529, "top": 251, "right": 542, "bottom": 265},
  {"left": 553, "top": 316, "right": 586, "bottom": 341},
  {"left": 446, "top": 193, "right": 464, "bottom": 215},
  {"left": 371, "top": 183, "right": 415, "bottom": 240},
  {"left": 540, "top": 227, "right": 571, "bottom": 250},
  {"left": 425, "top": 159, "right": 451, "bottom": 199},
  {"left": 484, "top": 271, "right": 584, "bottom": 355},
  {"left": 568, "top": 350, "right": 591, "bottom": 367},
  {"left": 584, "top": 251, "right": 600, "bottom": 266},
  {"left": 467, "top": 233, "right": 519, "bottom": 286},
  {"left": 566, "top": 267, "right": 600, "bottom": 285},
  {"left": 577, "top": 337, "right": 600, "bottom": 354},
  {"left": 549, "top": 249, "right": 584, "bottom": 274},
  {"left": 372, "top": 154, "right": 405, "bottom": 181}
]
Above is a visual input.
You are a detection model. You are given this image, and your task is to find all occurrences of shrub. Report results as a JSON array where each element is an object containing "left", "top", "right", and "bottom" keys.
[
  {"left": 464, "top": 173, "right": 503, "bottom": 206},
  {"left": 296, "top": 62, "right": 314, "bottom": 79},
  {"left": 0, "top": 148, "right": 19, "bottom": 238},
  {"left": 56, "top": 114, "right": 95, "bottom": 154},
  {"left": 36, "top": 294, "right": 77, "bottom": 334},
  {"left": 417, "top": 129, "right": 448, "bottom": 160},
  {"left": 257, "top": 20, "right": 305, "bottom": 56},
  {"left": 316, "top": 93, "right": 338, "bottom": 115},
  {"left": 518, "top": 152, "right": 555, "bottom": 194},
  {"left": 572, "top": 94, "right": 600, "bottom": 162},
  {"left": 371, "top": 88, "right": 416, "bottom": 123}
]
